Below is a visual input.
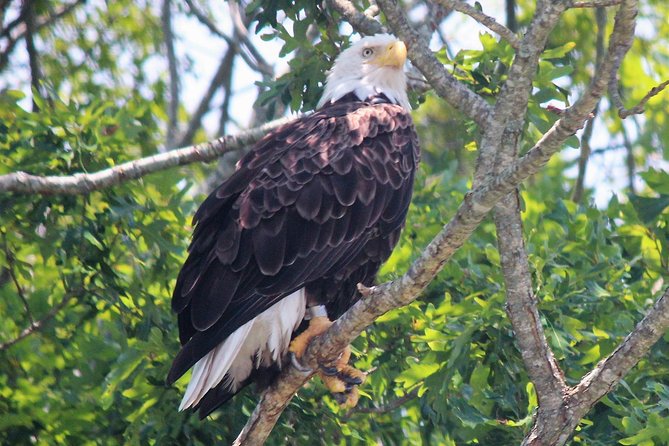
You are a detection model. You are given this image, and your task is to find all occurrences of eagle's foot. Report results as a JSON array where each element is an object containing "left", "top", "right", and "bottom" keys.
[
  {"left": 289, "top": 310, "right": 366, "bottom": 408},
  {"left": 289, "top": 315, "right": 333, "bottom": 370},
  {"left": 333, "top": 387, "right": 360, "bottom": 408},
  {"left": 318, "top": 345, "right": 367, "bottom": 407}
]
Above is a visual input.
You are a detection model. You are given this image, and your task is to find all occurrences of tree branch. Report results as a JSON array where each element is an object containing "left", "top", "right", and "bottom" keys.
[
  {"left": 161, "top": 0, "right": 180, "bottom": 146},
  {"left": 0, "top": 0, "right": 83, "bottom": 73},
  {"left": 1, "top": 231, "right": 34, "bottom": 325},
  {"left": 621, "top": 121, "right": 636, "bottom": 194},
  {"left": 0, "top": 290, "right": 78, "bottom": 351},
  {"left": 473, "top": 0, "right": 568, "bottom": 186},
  {"left": 573, "top": 287, "right": 669, "bottom": 409},
  {"left": 474, "top": 1, "right": 572, "bottom": 428},
  {"left": 436, "top": 0, "right": 521, "bottom": 50},
  {"left": 177, "top": 47, "right": 237, "bottom": 147},
  {"left": 184, "top": 0, "right": 273, "bottom": 78},
  {"left": 228, "top": 0, "right": 273, "bottom": 77},
  {"left": 611, "top": 79, "right": 669, "bottom": 119},
  {"left": 572, "top": 7, "right": 606, "bottom": 203},
  {"left": 326, "top": 0, "right": 386, "bottom": 35},
  {"left": 344, "top": 388, "right": 419, "bottom": 417},
  {"left": 519, "top": 1, "right": 640, "bottom": 444},
  {"left": 0, "top": 116, "right": 296, "bottom": 195},
  {"left": 569, "top": 0, "right": 623, "bottom": 7},
  {"left": 22, "top": 0, "right": 43, "bottom": 110},
  {"left": 234, "top": 0, "right": 648, "bottom": 442}
]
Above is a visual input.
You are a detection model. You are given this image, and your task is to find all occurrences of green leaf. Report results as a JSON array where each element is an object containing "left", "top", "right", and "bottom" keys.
[
  {"left": 630, "top": 194, "right": 669, "bottom": 223},
  {"left": 542, "top": 42, "right": 577, "bottom": 59}
]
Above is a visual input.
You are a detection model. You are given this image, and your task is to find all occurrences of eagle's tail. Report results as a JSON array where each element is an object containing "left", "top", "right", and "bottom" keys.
[{"left": 177, "top": 289, "right": 306, "bottom": 413}]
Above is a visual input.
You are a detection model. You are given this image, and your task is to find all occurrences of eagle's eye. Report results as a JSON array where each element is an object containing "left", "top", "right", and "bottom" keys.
[{"left": 362, "top": 47, "right": 374, "bottom": 58}]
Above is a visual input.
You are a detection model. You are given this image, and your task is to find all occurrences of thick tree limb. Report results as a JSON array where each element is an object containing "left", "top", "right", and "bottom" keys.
[
  {"left": 573, "top": 287, "right": 669, "bottom": 409},
  {"left": 473, "top": 0, "right": 568, "bottom": 186},
  {"left": 436, "top": 0, "right": 521, "bottom": 49},
  {"left": 471, "top": 1, "right": 570, "bottom": 423},
  {"left": 0, "top": 117, "right": 296, "bottom": 195},
  {"left": 520, "top": 1, "right": 640, "bottom": 444},
  {"left": 330, "top": 0, "right": 492, "bottom": 128}
]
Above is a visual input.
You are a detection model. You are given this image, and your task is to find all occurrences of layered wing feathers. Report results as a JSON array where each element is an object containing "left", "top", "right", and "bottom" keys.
[{"left": 168, "top": 98, "right": 419, "bottom": 385}]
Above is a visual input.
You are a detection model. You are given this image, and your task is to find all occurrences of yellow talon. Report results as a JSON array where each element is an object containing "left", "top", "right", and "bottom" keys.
[
  {"left": 289, "top": 316, "right": 333, "bottom": 359},
  {"left": 289, "top": 315, "right": 366, "bottom": 408}
]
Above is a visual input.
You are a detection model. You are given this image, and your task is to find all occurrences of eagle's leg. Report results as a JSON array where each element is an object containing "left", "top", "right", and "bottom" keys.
[
  {"left": 288, "top": 313, "right": 333, "bottom": 362},
  {"left": 289, "top": 305, "right": 366, "bottom": 408}
]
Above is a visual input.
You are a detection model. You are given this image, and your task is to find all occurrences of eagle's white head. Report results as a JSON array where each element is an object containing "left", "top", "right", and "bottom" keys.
[{"left": 317, "top": 34, "right": 410, "bottom": 110}]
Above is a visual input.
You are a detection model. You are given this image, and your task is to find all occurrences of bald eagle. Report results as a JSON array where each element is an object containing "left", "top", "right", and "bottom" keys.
[{"left": 167, "top": 34, "right": 420, "bottom": 418}]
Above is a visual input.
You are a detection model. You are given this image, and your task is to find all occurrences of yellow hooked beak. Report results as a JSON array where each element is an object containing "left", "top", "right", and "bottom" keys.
[{"left": 372, "top": 41, "right": 407, "bottom": 69}]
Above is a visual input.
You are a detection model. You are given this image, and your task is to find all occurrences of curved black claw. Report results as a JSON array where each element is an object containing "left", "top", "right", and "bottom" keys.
[
  {"left": 333, "top": 392, "right": 348, "bottom": 405},
  {"left": 318, "top": 363, "right": 339, "bottom": 376},
  {"left": 339, "top": 372, "right": 363, "bottom": 386},
  {"left": 290, "top": 352, "right": 313, "bottom": 374}
]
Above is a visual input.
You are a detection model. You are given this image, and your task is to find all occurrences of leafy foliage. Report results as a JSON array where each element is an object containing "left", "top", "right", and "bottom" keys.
[{"left": 1, "top": 1, "right": 668, "bottom": 445}]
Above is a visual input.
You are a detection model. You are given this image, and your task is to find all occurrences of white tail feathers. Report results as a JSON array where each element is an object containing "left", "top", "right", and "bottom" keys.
[{"left": 178, "top": 289, "right": 306, "bottom": 411}]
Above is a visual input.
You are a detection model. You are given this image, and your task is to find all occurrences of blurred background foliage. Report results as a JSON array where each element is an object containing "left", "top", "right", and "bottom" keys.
[{"left": 0, "top": 0, "right": 668, "bottom": 444}]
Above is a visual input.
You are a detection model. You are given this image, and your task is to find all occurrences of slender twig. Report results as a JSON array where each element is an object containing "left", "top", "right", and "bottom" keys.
[
  {"left": 0, "top": 116, "right": 297, "bottom": 195},
  {"left": 612, "top": 79, "right": 669, "bottom": 119},
  {"left": 1, "top": 232, "right": 34, "bottom": 324},
  {"left": 572, "top": 7, "right": 606, "bottom": 203},
  {"left": 0, "top": 0, "right": 84, "bottom": 72},
  {"left": 0, "top": 290, "right": 78, "bottom": 351},
  {"left": 569, "top": 0, "right": 623, "bottom": 7},
  {"left": 228, "top": 0, "right": 273, "bottom": 77},
  {"left": 621, "top": 122, "right": 636, "bottom": 194},
  {"left": 217, "top": 51, "right": 235, "bottom": 137},
  {"left": 571, "top": 114, "right": 596, "bottom": 203},
  {"left": 184, "top": 0, "right": 273, "bottom": 77},
  {"left": 437, "top": 0, "right": 521, "bottom": 49},
  {"left": 344, "top": 388, "right": 419, "bottom": 417},
  {"left": 1, "top": 3, "right": 25, "bottom": 39},
  {"left": 183, "top": 0, "right": 226, "bottom": 38},
  {"left": 161, "top": 0, "right": 180, "bottom": 146},
  {"left": 606, "top": 0, "right": 653, "bottom": 120},
  {"left": 177, "top": 47, "right": 237, "bottom": 147}
]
